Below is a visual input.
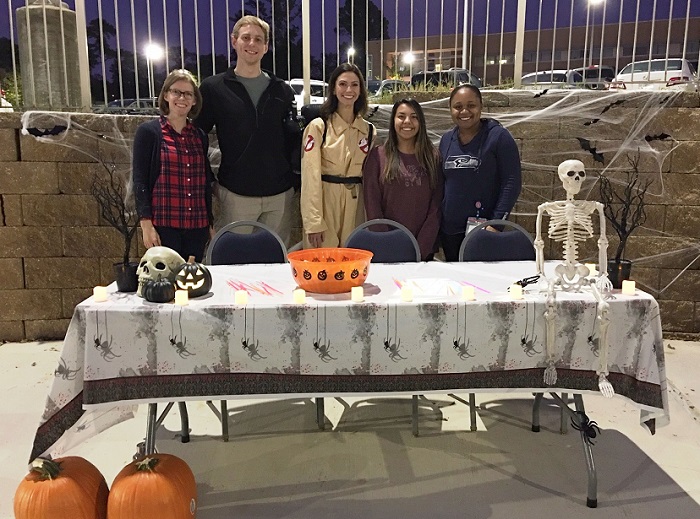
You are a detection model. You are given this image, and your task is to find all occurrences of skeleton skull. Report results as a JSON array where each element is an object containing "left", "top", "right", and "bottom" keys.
[
  {"left": 136, "top": 246, "right": 185, "bottom": 297},
  {"left": 558, "top": 159, "right": 586, "bottom": 197}
]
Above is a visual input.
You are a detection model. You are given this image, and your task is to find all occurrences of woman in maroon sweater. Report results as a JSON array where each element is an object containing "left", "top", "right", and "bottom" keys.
[{"left": 362, "top": 98, "right": 443, "bottom": 260}]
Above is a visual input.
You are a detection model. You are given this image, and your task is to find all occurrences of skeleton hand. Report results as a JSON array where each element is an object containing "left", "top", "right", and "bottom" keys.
[{"left": 595, "top": 274, "right": 613, "bottom": 295}]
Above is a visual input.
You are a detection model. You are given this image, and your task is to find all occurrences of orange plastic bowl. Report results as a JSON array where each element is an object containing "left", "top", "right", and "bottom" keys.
[{"left": 287, "top": 247, "right": 373, "bottom": 294}]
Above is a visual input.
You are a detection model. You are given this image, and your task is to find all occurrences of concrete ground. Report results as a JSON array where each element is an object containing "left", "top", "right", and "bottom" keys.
[{"left": 2, "top": 339, "right": 699, "bottom": 519}]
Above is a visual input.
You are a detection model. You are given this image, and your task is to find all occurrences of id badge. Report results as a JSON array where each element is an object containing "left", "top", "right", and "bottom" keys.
[{"left": 466, "top": 217, "right": 488, "bottom": 234}]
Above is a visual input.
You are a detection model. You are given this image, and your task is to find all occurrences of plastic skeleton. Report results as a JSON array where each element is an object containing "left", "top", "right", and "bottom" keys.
[{"left": 533, "top": 159, "right": 614, "bottom": 397}]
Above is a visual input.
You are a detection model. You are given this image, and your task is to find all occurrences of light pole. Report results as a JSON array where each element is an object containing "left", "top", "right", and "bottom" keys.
[
  {"left": 588, "top": 0, "right": 605, "bottom": 67},
  {"left": 402, "top": 51, "right": 415, "bottom": 80},
  {"left": 144, "top": 42, "right": 163, "bottom": 100},
  {"left": 347, "top": 46, "right": 356, "bottom": 64}
]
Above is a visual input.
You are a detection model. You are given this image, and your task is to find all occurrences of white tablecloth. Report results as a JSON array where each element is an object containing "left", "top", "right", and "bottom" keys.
[{"left": 31, "top": 261, "right": 667, "bottom": 460}]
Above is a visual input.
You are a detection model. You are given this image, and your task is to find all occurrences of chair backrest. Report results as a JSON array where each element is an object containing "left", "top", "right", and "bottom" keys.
[
  {"left": 205, "top": 221, "right": 288, "bottom": 265},
  {"left": 344, "top": 218, "right": 421, "bottom": 263},
  {"left": 458, "top": 219, "right": 536, "bottom": 262}
]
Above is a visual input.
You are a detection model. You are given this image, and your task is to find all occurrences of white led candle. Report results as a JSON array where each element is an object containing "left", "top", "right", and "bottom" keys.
[
  {"left": 234, "top": 290, "right": 248, "bottom": 305},
  {"left": 93, "top": 286, "right": 108, "bottom": 302},
  {"left": 401, "top": 285, "right": 413, "bottom": 302},
  {"left": 585, "top": 263, "right": 598, "bottom": 277},
  {"left": 351, "top": 286, "right": 364, "bottom": 302},
  {"left": 509, "top": 284, "right": 523, "bottom": 300},
  {"left": 293, "top": 288, "right": 306, "bottom": 304},
  {"left": 174, "top": 290, "right": 189, "bottom": 306},
  {"left": 621, "top": 280, "right": 636, "bottom": 295},
  {"left": 461, "top": 285, "right": 475, "bottom": 301}
]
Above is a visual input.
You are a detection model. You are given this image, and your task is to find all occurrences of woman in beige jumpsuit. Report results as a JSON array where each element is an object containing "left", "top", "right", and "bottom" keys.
[{"left": 301, "top": 63, "right": 374, "bottom": 249}]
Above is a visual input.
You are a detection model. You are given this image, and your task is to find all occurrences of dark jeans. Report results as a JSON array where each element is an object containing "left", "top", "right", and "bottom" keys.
[
  {"left": 440, "top": 232, "right": 466, "bottom": 262},
  {"left": 156, "top": 226, "right": 210, "bottom": 262}
]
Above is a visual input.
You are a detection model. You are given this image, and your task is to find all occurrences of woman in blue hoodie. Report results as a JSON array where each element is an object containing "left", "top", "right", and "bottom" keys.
[{"left": 438, "top": 84, "right": 522, "bottom": 261}]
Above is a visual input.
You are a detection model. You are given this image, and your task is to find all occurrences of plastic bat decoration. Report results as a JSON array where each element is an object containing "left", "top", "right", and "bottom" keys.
[
  {"left": 533, "top": 89, "right": 549, "bottom": 98},
  {"left": 599, "top": 99, "right": 625, "bottom": 114},
  {"left": 583, "top": 118, "right": 601, "bottom": 126},
  {"left": 25, "top": 125, "right": 68, "bottom": 137},
  {"left": 645, "top": 132, "right": 671, "bottom": 142},
  {"left": 576, "top": 137, "right": 605, "bottom": 163}
]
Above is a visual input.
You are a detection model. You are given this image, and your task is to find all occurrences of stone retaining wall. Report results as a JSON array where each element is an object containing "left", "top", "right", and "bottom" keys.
[{"left": 0, "top": 89, "right": 698, "bottom": 341}]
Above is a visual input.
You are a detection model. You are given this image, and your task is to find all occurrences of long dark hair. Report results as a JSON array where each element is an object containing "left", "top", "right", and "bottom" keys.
[
  {"left": 382, "top": 98, "right": 440, "bottom": 188},
  {"left": 319, "top": 63, "right": 368, "bottom": 120}
]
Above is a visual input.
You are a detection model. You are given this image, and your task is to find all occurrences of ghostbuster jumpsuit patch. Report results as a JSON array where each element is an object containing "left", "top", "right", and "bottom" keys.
[{"left": 300, "top": 112, "right": 373, "bottom": 248}]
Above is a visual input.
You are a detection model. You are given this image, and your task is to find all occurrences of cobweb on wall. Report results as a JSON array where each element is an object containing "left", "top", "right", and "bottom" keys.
[{"left": 20, "top": 89, "right": 699, "bottom": 298}]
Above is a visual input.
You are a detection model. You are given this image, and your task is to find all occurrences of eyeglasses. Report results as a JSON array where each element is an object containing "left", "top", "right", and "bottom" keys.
[{"left": 168, "top": 88, "right": 195, "bottom": 100}]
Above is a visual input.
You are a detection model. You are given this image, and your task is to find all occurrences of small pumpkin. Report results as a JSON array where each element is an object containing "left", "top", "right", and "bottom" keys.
[
  {"left": 14, "top": 457, "right": 109, "bottom": 519},
  {"left": 142, "top": 276, "right": 176, "bottom": 303},
  {"left": 174, "top": 256, "right": 212, "bottom": 298},
  {"left": 107, "top": 454, "right": 197, "bottom": 519}
]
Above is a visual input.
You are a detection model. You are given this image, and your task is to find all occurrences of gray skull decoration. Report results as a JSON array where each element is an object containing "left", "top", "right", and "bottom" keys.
[{"left": 136, "top": 246, "right": 185, "bottom": 297}]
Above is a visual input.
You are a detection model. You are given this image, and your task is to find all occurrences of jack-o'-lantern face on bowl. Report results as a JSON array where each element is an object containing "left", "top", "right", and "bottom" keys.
[
  {"left": 287, "top": 248, "right": 373, "bottom": 294},
  {"left": 174, "top": 256, "right": 212, "bottom": 298}
]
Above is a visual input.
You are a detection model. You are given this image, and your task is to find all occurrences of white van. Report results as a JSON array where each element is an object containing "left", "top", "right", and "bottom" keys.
[
  {"left": 520, "top": 70, "right": 581, "bottom": 89},
  {"left": 611, "top": 58, "right": 698, "bottom": 90},
  {"left": 287, "top": 79, "right": 327, "bottom": 112}
]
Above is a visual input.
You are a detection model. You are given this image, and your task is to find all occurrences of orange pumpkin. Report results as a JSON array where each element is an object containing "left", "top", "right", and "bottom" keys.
[
  {"left": 108, "top": 454, "right": 197, "bottom": 518},
  {"left": 14, "top": 456, "right": 108, "bottom": 519}
]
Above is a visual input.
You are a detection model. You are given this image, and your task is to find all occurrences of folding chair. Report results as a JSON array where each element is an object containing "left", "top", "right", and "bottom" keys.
[
  {"left": 342, "top": 219, "right": 425, "bottom": 434},
  {"left": 175, "top": 221, "right": 288, "bottom": 442},
  {"left": 458, "top": 220, "right": 559, "bottom": 433},
  {"left": 345, "top": 218, "right": 421, "bottom": 263}
]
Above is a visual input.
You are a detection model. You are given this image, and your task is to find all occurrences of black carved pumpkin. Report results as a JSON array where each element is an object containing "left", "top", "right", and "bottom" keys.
[
  {"left": 174, "top": 256, "right": 212, "bottom": 298},
  {"left": 142, "top": 276, "right": 176, "bottom": 303}
]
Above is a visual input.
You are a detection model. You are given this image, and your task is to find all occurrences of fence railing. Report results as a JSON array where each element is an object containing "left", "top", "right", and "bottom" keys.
[{"left": 0, "top": 0, "right": 698, "bottom": 111}]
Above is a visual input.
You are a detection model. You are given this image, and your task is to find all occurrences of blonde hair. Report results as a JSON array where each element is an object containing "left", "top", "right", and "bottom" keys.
[
  {"left": 157, "top": 69, "right": 202, "bottom": 119},
  {"left": 232, "top": 15, "right": 270, "bottom": 43}
]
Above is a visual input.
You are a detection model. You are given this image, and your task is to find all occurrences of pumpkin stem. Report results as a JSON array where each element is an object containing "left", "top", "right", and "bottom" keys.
[
  {"left": 187, "top": 256, "right": 196, "bottom": 264},
  {"left": 135, "top": 457, "right": 160, "bottom": 472},
  {"left": 30, "top": 458, "right": 62, "bottom": 480}
]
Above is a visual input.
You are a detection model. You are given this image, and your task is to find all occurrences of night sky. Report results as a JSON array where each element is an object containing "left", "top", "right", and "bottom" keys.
[{"left": 2, "top": 0, "right": 698, "bottom": 57}]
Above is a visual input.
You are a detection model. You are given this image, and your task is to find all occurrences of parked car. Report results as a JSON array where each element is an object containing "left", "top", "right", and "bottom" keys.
[
  {"left": 94, "top": 98, "right": 159, "bottom": 115},
  {"left": 287, "top": 78, "right": 327, "bottom": 112},
  {"left": 370, "top": 79, "right": 409, "bottom": 98},
  {"left": 411, "top": 68, "right": 482, "bottom": 89},
  {"left": 610, "top": 58, "right": 698, "bottom": 90},
  {"left": 367, "top": 79, "right": 382, "bottom": 95},
  {"left": 521, "top": 66, "right": 614, "bottom": 90},
  {"left": 569, "top": 65, "right": 616, "bottom": 90},
  {"left": 0, "top": 89, "right": 13, "bottom": 112},
  {"left": 520, "top": 69, "right": 581, "bottom": 89}
]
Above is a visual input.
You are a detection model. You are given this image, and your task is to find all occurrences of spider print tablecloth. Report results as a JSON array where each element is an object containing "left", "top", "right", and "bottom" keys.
[{"left": 30, "top": 261, "right": 668, "bottom": 460}]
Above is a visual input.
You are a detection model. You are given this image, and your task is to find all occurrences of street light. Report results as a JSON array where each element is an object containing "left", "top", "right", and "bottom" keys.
[
  {"left": 402, "top": 51, "right": 415, "bottom": 78},
  {"left": 144, "top": 42, "right": 164, "bottom": 100},
  {"left": 347, "top": 46, "right": 356, "bottom": 64}
]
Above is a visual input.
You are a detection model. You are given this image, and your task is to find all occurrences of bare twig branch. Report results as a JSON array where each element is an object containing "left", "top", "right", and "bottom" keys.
[
  {"left": 91, "top": 157, "right": 139, "bottom": 265},
  {"left": 599, "top": 151, "right": 652, "bottom": 263}
]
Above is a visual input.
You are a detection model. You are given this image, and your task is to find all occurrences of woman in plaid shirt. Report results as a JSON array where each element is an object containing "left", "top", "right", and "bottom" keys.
[{"left": 133, "top": 69, "right": 215, "bottom": 262}]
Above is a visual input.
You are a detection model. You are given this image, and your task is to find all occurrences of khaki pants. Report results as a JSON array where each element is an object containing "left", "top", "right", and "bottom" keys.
[
  {"left": 303, "top": 182, "right": 364, "bottom": 249},
  {"left": 214, "top": 183, "right": 294, "bottom": 246}
]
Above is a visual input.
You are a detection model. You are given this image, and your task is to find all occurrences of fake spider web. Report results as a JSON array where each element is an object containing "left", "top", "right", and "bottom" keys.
[{"left": 21, "top": 88, "right": 699, "bottom": 298}]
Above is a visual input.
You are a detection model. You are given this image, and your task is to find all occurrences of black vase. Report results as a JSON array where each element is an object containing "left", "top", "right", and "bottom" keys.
[
  {"left": 607, "top": 259, "right": 632, "bottom": 289},
  {"left": 114, "top": 262, "right": 139, "bottom": 292}
]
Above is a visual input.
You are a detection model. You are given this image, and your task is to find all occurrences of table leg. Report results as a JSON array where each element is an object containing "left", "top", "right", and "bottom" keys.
[
  {"left": 469, "top": 393, "right": 477, "bottom": 432},
  {"left": 549, "top": 393, "right": 598, "bottom": 508},
  {"left": 531, "top": 393, "right": 544, "bottom": 432},
  {"left": 560, "top": 393, "right": 569, "bottom": 434},
  {"left": 316, "top": 397, "right": 325, "bottom": 430},
  {"left": 573, "top": 394, "right": 598, "bottom": 508},
  {"left": 177, "top": 402, "right": 190, "bottom": 443},
  {"left": 145, "top": 403, "right": 158, "bottom": 455},
  {"left": 412, "top": 395, "right": 419, "bottom": 437},
  {"left": 221, "top": 401, "right": 229, "bottom": 442}
]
